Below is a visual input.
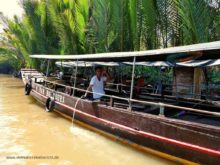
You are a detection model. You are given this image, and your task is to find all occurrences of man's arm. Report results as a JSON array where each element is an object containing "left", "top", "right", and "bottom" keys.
[
  {"left": 84, "top": 85, "right": 93, "bottom": 97},
  {"left": 102, "top": 70, "right": 111, "bottom": 82},
  {"left": 84, "top": 76, "right": 95, "bottom": 97}
]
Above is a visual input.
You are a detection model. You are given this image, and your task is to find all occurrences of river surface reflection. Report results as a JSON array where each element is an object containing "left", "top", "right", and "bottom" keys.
[{"left": 0, "top": 75, "right": 178, "bottom": 165}]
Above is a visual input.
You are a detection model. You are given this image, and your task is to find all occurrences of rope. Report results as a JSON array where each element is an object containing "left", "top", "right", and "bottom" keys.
[
  {"left": 171, "top": 110, "right": 186, "bottom": 118},
  {"left": 71, "top": 97, "right": 82, "bottom": 126}
]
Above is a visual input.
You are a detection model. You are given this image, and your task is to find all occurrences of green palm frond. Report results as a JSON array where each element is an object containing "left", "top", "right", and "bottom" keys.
[
  {"left": 175, "top": 0, "right": 211, "bottom": 44},
  {"left": 47, "top": 0, "right": 87, "bottom": 54},
  {"left": 141, "top": 0, "right": 158, "bottom": 49},
  {"left": 0, "top": 0, "right": 219, "bottom": 70}
]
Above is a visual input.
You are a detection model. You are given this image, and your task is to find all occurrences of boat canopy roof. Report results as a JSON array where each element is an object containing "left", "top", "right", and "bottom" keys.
[
  {"left": 123, "top": 61, "right": 174, "bottom": 67},
  {"left": 176, "top": 59, "right": 220, "bottom": 67},
  {"left": 55, "top": 61, "right": 174, "bottom": 67},
  {"left": 56, "top": 60, "right": 220, "bottom": 68},
  {"left": 55, "top": 61, "right": 119, "bottom": 68},
  {"left": 30, "top": 41, "right": 220, "bottom": 62}
]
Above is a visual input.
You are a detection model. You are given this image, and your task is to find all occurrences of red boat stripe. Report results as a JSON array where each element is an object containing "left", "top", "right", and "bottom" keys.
[{"left": 33, "top": 90, "right": 220, "bottom": 157}]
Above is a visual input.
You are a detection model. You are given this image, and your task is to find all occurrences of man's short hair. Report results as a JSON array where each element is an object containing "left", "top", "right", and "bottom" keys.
[{"left": 95, "top": 65, "right": 103, "bottom": 71}]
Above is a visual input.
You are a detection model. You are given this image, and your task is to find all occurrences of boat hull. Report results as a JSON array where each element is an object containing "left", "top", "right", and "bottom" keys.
[{"left": 29, "top": 82, "right": 220, "bottom": 165}]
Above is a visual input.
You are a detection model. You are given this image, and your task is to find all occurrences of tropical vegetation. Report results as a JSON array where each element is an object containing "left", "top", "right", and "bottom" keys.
[{"left": 0, "top": 0, "right": 219, "bottom": 71}]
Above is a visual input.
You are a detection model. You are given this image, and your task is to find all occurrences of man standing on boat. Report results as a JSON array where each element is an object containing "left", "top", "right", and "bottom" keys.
[{"left": 84, "top": 66, "right": 111, "bottom": 100}]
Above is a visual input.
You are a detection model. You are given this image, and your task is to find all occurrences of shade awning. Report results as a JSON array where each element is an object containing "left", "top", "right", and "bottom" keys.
[
  {"left": 30, "top": 41, "right": 220, "bottom": 62},
  {"left": 176, "top": 59, "right": 220, "bottom": 67},
  {"left": 123, "top": 61, "right": 174, "bottom": 67},
  {"left": 55, "top": 61, "right": 93, "bottom": 68},
  {"left": 55, "top": 61, "right": 119, "bottom": 68},
  {"left": 56, "top": 60, "right": 220, "bottom": 68}
]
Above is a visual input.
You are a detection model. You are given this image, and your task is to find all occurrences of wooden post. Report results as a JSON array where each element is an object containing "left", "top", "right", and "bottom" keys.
[
  {"left": 46, "top": 60, "right": 50, "bottom": 77},
  {"left": 159, "top": 103, "right": 165, "bottom": 117},
  {"left": 128, "top": 57, "right": 136, "bottom": 111},
  {"left": 193, "top": 68, "right": 203, "bottom": 99},
  {"left": 110, "top": 96, "right": 113, "bottom": 107},
  {"left": 72, "top": 60, "right": 78, "bottom": 96}
]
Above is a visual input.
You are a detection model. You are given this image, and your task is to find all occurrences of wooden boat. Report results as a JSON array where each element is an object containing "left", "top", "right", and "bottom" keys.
[{"left": 22, "top": 41, "right": 220, "bottom": 164}]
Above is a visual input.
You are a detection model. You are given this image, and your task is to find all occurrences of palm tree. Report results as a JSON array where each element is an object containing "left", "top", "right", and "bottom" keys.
[
  {"left": 47, "top": 0, "right": 87, "bottom": 54},
  {"left": 175, "top": 0, "right": 212, "bottom": 44},
  {"left": 0, "top": 0, "right": 219, "bottom": 70}
]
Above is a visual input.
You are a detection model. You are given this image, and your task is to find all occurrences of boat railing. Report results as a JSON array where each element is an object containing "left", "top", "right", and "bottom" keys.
[
  {"left": 130, "top": 99, "right": 220, "bottom": 117},
  {"left": 36, "top": 80, "right": 220, "bottom": 118},
  {"left": 42, "top": 78, "right": 220, "bottom": 101},
  {"left": 42, "top": 76, "right": 220, "bottom": 100},
  {"left": 105, "top": 81, "right": 220, "bottom": 100}
]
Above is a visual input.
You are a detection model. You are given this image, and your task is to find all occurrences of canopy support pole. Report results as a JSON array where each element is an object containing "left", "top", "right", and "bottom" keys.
[
  {"left": 128, "top": 57, "right": 136, "bottom": 111},
  {"left": 72, "top": 60, "right": 78, "bottom": 96},
  {"left": 46, "top": 59, "right": 50, "bottom": 77}
]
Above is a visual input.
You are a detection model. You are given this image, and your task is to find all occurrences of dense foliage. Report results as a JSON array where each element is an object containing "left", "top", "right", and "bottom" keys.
[{"left": 0, "top": 0, "right": 219, "bottom": 70}]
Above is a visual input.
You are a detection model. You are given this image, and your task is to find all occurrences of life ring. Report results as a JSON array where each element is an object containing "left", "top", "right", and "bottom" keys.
[
  {"left": 45, "top": 97, "right": 55, "bottom": 112},
  {"left": 25, "top": 83, "right": 32, "bottom": 95}
]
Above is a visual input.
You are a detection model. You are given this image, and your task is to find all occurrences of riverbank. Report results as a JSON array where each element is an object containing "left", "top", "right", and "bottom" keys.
[{"left": 0, "top": 56, "right": 14, "bottom": 74}]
